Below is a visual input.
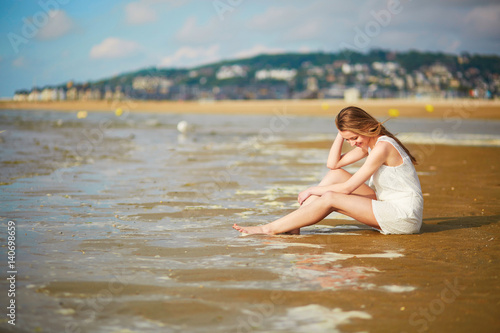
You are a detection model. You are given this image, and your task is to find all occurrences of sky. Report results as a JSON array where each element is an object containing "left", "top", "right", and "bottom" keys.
[{"left": 1, "top": 0, "right": 499, "bottom": 98}]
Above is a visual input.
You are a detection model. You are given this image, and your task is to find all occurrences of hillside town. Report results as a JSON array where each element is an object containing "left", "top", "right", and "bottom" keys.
[{"left": 13, "top": 51, "right": 499, "bottom": 102}]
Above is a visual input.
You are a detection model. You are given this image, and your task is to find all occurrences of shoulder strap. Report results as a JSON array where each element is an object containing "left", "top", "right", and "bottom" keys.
[{"left": 377, "top": 136, "right": 410, "bottom": 161}]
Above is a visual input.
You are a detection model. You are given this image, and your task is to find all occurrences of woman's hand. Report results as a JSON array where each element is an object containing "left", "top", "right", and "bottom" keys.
[{"left": 298, "top": 187, "right": 317, "bottom": 205}]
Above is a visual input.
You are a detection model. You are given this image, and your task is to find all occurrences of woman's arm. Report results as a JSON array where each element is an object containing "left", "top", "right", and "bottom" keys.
[
  {"left": 326, "top": 133, "right": 368, "bottom": 170},
  {"left": 299, "top": 142, "right": 389, "bottom": 204},
  {"left": 326, "top": 133, "right": 344, "bottom": 169}
]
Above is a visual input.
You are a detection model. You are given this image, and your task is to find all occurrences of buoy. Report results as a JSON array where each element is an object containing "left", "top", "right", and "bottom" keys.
[
  {"left": 388, "top": 108, "right": 400, "bottom": 117},
  {"left": 177, "top": 120, "right": 192, "bottom": 134},
  {"left": 77, "top": 111, "right": 88, "bottom": 119}
]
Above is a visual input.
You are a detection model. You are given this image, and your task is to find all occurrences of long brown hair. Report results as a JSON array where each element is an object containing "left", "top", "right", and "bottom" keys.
[{"left": 335, "top": 106, "right": 417, "bottom": 165}]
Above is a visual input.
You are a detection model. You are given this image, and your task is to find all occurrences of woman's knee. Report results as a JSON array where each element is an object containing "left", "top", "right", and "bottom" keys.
[
  {"left": 320, "top": 191, "right": 339, "bottom": 208},
  {"left": 321, "top": 168, "right": 352, "bottom": 185},
  {"left": 327, "top": 168, "right": 347, "bottom": 177}
]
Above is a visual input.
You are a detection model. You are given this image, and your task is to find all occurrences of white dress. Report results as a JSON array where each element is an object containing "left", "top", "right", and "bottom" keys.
[{"left": 369, "top": 136, "right": 424, "bottom": 234}]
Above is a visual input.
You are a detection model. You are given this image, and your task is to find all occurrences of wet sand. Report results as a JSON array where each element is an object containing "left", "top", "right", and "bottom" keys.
[{"left": 0, "top": 107, "right": 499, "bottom": 332}]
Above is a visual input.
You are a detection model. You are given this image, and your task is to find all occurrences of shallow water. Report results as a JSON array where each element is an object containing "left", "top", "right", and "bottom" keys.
[{"left": 0, "top": 109, "right": 499, "bottom": 332}]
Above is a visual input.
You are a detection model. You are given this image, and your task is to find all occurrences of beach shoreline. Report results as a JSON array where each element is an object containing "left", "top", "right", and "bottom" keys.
[
  {"left": 1, "top": 98, "right": 500, "bottom": 119},
  {"left": 0, "top": 106, "right": 498, "bottom": 332}
]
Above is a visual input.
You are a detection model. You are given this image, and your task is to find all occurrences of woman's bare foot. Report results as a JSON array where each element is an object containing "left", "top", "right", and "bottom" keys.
[
  {"left": 233, "top": 223, "right": 272, "bottom": 235},
  {"left": 286, "top": 228, "right": 301, "bottom": 235},
  {"left": 232, "top": 224, "right": 300, "bottom": 235}
]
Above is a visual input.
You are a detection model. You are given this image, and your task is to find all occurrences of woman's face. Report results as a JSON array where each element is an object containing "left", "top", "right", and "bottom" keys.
[{"left": 339, "top": 130, "right": 371, "bottom": 149}]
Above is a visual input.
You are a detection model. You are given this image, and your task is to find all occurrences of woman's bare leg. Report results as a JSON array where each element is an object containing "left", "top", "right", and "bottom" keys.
[
  {"left": 233, "top": 168, "right": 377, "bottom": 235},
  {"left": 306, "top": 169, "right": 376, "bottom": 201},
  {"left": 271, "top": 171, "right": 347, "bottom": 235},
  {"left": 233, "top": 196, "right": 335, "bottom": 235},
  {"left": 233, "top": 190, "right": 379, "bottom": 235},
  {"left": 288, "top": 169, "right": 376, "bottom": 234}
]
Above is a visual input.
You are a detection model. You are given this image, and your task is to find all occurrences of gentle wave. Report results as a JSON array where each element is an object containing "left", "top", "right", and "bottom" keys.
[
  {"left": 294, "top": 132, "right": 500, "bottom": 147},
  {"left": 399, "top": 132, "right": 500, "bottom": 147}
]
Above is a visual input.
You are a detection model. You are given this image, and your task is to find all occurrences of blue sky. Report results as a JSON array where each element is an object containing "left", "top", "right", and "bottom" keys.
[{"left": 1, "top": 0, "right": 499, "bottom": 98}]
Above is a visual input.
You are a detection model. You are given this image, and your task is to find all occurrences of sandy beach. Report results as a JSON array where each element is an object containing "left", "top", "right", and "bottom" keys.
[
  {"left": 0, "top": 103, "right": 499, "bottom": 332},
  {"left": 1, "top": 98, "right": 500, "bottom": 119}
]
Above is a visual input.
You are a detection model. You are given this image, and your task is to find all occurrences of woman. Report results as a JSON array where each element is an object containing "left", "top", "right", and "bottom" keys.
[{"left": 233, "top": 106, "right": 424, "bottom": 235}]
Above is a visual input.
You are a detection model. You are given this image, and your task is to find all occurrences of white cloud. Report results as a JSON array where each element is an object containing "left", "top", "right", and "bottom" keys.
[
  {"left": 234, "top": 44, "right": 285, "bottom": 59},
  {"left": 90, "top": 38, "right": 142, "bottom": 59},
  {"left": 158, "top": 44, "right": 220, "bottom": 67},
  {"left": 37, "top": 10, "right": 75, "bottom": 40},
  {"left": 125, "top": 1, "right": 157, "bottom": 25}
]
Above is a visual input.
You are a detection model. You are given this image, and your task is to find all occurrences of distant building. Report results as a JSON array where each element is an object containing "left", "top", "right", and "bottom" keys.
[
  {"left": 341, "top": 63, "right": 352, "bottom": 75},
  {"left": 41, "top": 88, "right": 58, "bottom": 101},
  {"left": 344, "top": 88, "right": 360, "bottom": 102},
  {"left": 132, "top": 76, "right": 172, "bottom": 93},
  {"left": 307, "top": 66, "right": 324, "bottom": 77},
  {"left": 12, "top": 51, "right": 499, "bottom": 101},
  {"left": 81, "top": 88, "right": 92, "bottom": 101},
  {"left": 429, "top": 63, "right": 451, "bottom": 77},
  {"left": 13, "top": 91, "right": 29, "bottom": 101},
  {"left": 90, "top": 88, "right": 101, "bottom": 100},
  {"left": 66, "top": 87, "right": 78, "bottom": 100},
  {"left": 372, "top": 62, "right": 399, "bottom": 75},
  {"left": 28, "top": 90, "right": 41, "bottom": 101},
  {"left": 322, "top": 84, "right": 345, "bottom": 99},
  {"left": 114, "top": 86, "right": 124, "bottom": 100},
  {"left": 306, "top": 77, "right": 318, "bottom": 92},
  {"left": 216, "top": 65, "right": 247, "bottom": 80},
  {"left": 255, "top": 69, "right": 297, "bottom": 81},
  {"left": 104, "top": 88, "right": 113, "bottom": 100},
  {"left": 352, "top": 63, "right": 369, "bottom": 73}
]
